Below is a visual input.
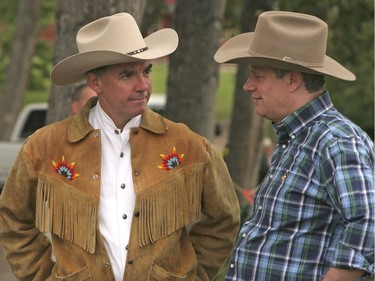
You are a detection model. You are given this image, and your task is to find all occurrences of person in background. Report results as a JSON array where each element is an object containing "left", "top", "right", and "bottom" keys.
[
  {"left": 69, "top": 82, "right": 97, "bottom": 115},
  {"left": 215, "top": 11, "right": 374, "bottom": 281},
  {"left": 0, "top": 13, "right": 240, "bottom": 281}
]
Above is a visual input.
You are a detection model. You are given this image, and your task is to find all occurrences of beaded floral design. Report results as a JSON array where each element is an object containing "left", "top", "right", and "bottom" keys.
[
  {"left": 158, "top": 146, "right": 184, "bottom": 171},
  {"left": 52, "top": 155, "right": 79, "bottom": 180}
]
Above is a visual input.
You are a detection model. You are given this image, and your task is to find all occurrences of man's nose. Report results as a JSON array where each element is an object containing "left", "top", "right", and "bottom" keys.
[
  {"left": 135, "top": 75, "right": 149, "bottom": 91},
  {"left": 243, "top": 76, "right": 255, "bottom": 93}
]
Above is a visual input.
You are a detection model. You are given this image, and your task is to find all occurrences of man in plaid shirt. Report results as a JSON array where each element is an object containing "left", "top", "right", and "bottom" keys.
[{"left": 214, "top": 11, "right": 374, "bottom": 281}]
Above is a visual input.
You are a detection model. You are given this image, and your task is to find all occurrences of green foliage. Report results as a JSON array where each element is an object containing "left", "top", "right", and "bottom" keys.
[
  {"left": 29, "top": 0, "right": 56, "bottom": 92},
  {"left": 0, "top": 0, "right": 56, "bottom": 93},
  {"left": 0, "top": 0, "right": 18, "bottom": 86},
  {"left": 278, "top": 0, "right": 374, "bottom": 138},
  {"left": 224, "top": 0, "right": 242, "bottom": 30}
]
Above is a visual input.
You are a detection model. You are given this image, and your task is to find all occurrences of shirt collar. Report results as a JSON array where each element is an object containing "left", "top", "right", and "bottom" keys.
[
  {"left": 273, "top": 91, "right": 333, "bottom": 144},
  {"left": 93, "top": 101, "right": 141, "bottom": 135},
  {"left": 67, "top": 97, "right": 168, "bottom": 143}
]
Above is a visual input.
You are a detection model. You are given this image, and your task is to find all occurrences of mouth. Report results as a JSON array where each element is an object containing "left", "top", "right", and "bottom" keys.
[
  {"left": 252, "top": 96, "right": 262, "bottom": 103},
  {"left": 130, "top": 94, "right": 149, "bottom": 102}
]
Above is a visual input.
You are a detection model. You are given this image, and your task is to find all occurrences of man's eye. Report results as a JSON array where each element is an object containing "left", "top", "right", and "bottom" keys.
[
  {"left": 121, "top": 72, "right": 132, "bottom": 79},
  {"left": 250, "top": 73, "right": 262, "bottom": 80},
  {"left": 144, "top": 65, "right": 153, "bottom": 76}
]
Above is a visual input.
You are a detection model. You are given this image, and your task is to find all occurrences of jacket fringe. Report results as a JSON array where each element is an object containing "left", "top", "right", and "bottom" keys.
[
  {"left": 35, "top": 177, "right": 97, "bottom": 253},
  {"left": 138, "top": 165, "right": 203, "bottom": 247}
]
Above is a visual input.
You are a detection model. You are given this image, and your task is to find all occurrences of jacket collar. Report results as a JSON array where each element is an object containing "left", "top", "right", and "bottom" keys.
[{"left": 67, "top": 97, "right": 168, "bottom": 143}]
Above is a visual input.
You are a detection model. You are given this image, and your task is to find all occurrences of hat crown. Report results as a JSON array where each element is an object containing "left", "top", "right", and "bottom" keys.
[
  {"left": 77, "top": 13, "right": 146, "bottom": 54},
  {"left": 251, "top": 11, "right": 328, "bottom": 65}
]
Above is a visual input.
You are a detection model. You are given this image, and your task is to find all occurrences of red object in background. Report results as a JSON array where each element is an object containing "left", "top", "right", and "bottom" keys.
[{"left": 242, "top": 188, "right": 255, "bottom": 206}]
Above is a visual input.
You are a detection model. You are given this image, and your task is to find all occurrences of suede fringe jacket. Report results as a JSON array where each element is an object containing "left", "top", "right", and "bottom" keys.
[{"left": 0, "top": 98, "right": 240, "bottom": 281}]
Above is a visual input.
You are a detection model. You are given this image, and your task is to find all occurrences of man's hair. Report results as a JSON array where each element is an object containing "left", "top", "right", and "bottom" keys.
[
  {"left": 272, "top": 68, "right": 325, "bottom": 92},
  {"left": 86, "top": 65, "right": 109, "bottom": 77}
]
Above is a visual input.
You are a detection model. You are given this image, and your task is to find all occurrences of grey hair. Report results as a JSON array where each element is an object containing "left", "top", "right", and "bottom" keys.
[{"left": 86, "top": 65, "right": 110, "bottom": 77}]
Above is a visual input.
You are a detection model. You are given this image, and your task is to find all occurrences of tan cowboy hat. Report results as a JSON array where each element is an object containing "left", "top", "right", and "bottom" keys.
[
  {"left": 51, "top": 13, "right": 178, "bottom": 85},
  {"left": 214, "top": 11, "right": 355, "bottom": 81}
]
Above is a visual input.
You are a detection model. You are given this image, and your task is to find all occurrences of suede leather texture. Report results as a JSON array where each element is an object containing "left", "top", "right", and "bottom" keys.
[{"left": 0, "top": 98, "right": 240, "bottom": 281}]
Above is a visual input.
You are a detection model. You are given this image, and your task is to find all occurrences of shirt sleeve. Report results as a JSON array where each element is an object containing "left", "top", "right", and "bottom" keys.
[{"left": 322, "top": 136, "right": 374, "bottom": 275}]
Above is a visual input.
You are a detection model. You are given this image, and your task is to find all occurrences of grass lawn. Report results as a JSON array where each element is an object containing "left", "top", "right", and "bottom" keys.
[{"left": 25, "top": 62, "right": 236, "bottom": 121}]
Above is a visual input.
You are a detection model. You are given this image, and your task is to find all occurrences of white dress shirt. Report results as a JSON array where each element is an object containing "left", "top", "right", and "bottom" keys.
[{"left": 89, "top": 102, "right": 140, "bottom": 281}]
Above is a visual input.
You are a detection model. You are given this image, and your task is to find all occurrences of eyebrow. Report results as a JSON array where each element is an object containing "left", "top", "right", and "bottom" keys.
[{"left": 145, "top": 63, "right": 153, "bottom": 72}]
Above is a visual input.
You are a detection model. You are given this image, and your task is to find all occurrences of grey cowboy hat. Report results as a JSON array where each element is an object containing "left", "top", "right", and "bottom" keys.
[{"left": 214, "top": 11, "right": 355, "bottom": 81}]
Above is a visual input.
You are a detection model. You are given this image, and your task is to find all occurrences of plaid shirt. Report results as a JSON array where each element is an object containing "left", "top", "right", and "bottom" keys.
[{"left": 226, "top": 92, "right": 374, "bottom": 281}]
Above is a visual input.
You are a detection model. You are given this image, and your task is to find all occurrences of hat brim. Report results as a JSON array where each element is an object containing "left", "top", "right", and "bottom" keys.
[
  {"left": 214, "top": 32, "right": 355, "bottom": 81},
  {"left": 51, "top": 28, "right": 178, "bottom": 85}
]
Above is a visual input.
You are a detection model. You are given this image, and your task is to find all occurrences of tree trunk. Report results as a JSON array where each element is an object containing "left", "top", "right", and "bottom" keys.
[
  {"left": 166, "top": 0, "right": 226, "bottom": 142},
  {"left": 0, "top": 0, "right": 40, "bottom": 140},
  {"left": 225, "top": 0, "right": 275, "bottom": 208},
  {"left": 47, "top": 0, "right": 147, "bottom": 124}
]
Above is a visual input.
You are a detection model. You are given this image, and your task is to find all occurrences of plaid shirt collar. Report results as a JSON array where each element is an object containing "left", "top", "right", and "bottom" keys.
[{"left": 273, "top": 91, "right": 333, "bottom": 144}]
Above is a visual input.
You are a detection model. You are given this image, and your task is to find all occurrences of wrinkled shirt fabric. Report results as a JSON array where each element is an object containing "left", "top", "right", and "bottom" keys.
[{"left": 226, "top": 92, "right": 374, "bottom": 281}]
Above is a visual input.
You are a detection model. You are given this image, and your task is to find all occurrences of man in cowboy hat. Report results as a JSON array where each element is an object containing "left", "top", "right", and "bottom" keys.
[
  {"left": 0, "top": 13, "right": 240, "bottom": 281},
  {"left": 215, "top": 11, "right": 374, "bottom": 281}
]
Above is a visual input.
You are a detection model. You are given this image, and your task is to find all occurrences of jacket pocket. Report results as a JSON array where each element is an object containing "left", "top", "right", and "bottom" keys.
[
  {"left": 54, "top": 265, "right": 92, "bottom": 281},
  {"left": 149, "top": 262, "right": 190, "bottom": 281}
]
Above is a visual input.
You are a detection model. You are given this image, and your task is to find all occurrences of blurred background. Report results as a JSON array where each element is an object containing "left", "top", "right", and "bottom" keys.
[{"left": 0, "top": 0, "right": 373, "bottom": 279}]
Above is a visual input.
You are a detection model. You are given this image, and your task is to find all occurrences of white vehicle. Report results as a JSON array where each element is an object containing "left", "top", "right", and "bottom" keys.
[{"left": 0, "top": 95, "right": 166, "bottom": 190}]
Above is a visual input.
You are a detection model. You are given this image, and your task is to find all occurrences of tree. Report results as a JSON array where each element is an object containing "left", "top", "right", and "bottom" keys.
[
  {"left": 0, "top": 0, "right": 40, "bottom": 140},
  {"left": 224, "top": 0, "right": 275, "bottom": 209},
  {"left": 165, "top": 0, "right": 226, "bottom": 142},
  {"left": 47, "top": 0, "right": 147, "bottom": 124}
]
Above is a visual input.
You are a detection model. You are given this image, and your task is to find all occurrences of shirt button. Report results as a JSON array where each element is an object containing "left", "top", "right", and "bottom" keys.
[
  {"left": 258, "top": 206, "right": 263, "bottom": 210},
  {"left": 269, "top": 174, "right": 273, "bottom": 178},
  {"left": 120, "top": 183, "right": 126, "bottom": 189},
  {"left": 115, "top": 130, "right": 120, "bottom": 135},
  {"left": 134, "top": 171, "right": 140, "bottom": 176},
  {"left": 282, "top": 144, "right": 286, "bottom": 149},
  {"left": 93, "top": 132, "right": 99, "bottom": 138},
  {"left": 122, "top": 214, "right": 127, "bottom": 219},
  {"left": 230, "top": 263, "right": 235, "bottom": 269},
  {"left": 133, "top": 129, "right": 139, "bottom": 135},
  {"left": 242, "top": 233, "right": 246, "bottom": 238},
  {"left": 120, "top": 152, "right": 124, "bottom": 158},
  {"left": 104, "top": 262, "right": 110, "bottom": 268},
  {"left": 93, "top": 174, "right": 99, "bottom": 180},
  {"left": 127, "top": 260, "right": 134, "bottom": 265},
  {"left": 291, "top": 134, "right": 295, "bottom": 139},
  {"left": 125, "top": 245, "right": 129, "bottom": 250},
  {"left": 134, "top": 211, "right": 140, "bottom": 217}
]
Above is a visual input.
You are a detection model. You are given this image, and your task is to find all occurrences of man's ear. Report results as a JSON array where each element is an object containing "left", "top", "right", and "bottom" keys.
[
  {"left": 86, "top": 73, "right": 101, "bottom": 94},
  {"left": 288, "top": 71, "right": 303, "bottom": 92}
]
